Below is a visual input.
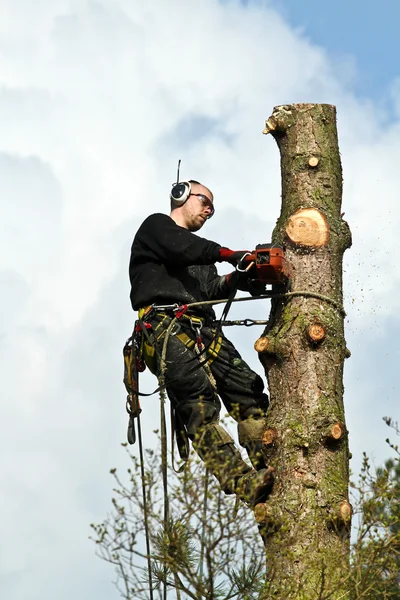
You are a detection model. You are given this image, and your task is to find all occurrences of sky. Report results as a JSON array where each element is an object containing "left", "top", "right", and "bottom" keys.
[{"left": 1, "top": 0, "right": 399, "bottom": 598}]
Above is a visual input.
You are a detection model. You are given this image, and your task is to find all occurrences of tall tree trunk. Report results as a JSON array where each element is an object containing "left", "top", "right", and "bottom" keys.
[{"left": 254, "top": 103, "right": 352, "bottom": 599}]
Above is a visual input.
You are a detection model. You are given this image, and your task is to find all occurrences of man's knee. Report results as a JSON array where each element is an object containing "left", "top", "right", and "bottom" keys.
[
  {"left": 238, "top": 415, "right": 269, "bottom": 470},
  {"left": 177, "top": 397, "right": 220, "bottom": 439}
]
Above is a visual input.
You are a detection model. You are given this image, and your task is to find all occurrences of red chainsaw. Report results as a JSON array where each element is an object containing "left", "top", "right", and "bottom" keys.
[{"left": 240, "top": 243, "right": 290, "bottom": 286}]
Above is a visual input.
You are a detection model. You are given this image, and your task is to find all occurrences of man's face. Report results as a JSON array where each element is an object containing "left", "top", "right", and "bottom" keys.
[{"left": 181, "top": 183, "right": 214, "bottom": 232}]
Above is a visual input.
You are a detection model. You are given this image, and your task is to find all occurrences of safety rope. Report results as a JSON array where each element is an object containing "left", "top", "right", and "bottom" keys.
[
  {"left": 185, "top": 289, "right": 346, "bottom": 317},
  {"left": 158, "top": 317, "right": 178, "bottom": 600},
  {"left": 158, "top": 316, "right": 217, "bottom": 588},
  {"left": 199, "top": 468, "right": 209, "bottom": 579},
  {"left": 136, "top": 410, "right": 154, "bottom": 600}
]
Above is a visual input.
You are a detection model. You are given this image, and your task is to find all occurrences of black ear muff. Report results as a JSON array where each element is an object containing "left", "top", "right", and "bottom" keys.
[{"left": 170, "top": 181, "right": 191, "bottom": 206}]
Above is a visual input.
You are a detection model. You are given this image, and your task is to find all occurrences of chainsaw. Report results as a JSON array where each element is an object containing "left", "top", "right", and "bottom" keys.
[{"left": 240, "top": 244, "right": 290, "bottom": 286}]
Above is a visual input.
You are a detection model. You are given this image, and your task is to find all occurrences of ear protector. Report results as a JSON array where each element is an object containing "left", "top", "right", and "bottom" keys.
[
  {"left": 170, "top": 180, "right": 192, "bottom": 207},
  {"left": 170, "top": 159, "right": 192, "bottom": 207}
]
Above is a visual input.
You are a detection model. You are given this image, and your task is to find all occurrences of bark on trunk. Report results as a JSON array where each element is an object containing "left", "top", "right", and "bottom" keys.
[{"left": 255, "top": 103, "right": 352, "bottom": 599}]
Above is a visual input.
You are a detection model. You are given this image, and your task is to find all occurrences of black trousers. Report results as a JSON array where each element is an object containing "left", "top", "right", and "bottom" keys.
[{"left": 147, "top": 314, "right": 269, "bottom": 440}]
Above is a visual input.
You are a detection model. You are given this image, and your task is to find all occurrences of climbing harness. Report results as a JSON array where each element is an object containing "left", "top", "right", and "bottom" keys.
[{"left": 123, "top": 289, "right": 346, "bottom": 445}]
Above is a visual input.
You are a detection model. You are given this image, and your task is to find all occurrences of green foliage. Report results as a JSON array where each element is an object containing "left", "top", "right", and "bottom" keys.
[
  {"left": 349, "top": 419, "right": 400, "bottom": 599},
  {"left": 91, "top": 419, "right": 400, "bottom": 599},
  {"left": 90, "top": 436, "right": 266, "bottom": 599}
]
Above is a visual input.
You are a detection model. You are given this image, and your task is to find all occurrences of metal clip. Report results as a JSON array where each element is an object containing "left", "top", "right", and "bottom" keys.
[
  {"left": 189, "top": 318, "right": 203, "bottom": 349},
  {"left": 236, "top": 253, "right": 253, "bottom": 273},
  {"left": 170, "top": 321, "right": 182, "bottom": 336},
  {"left": 189, "top": 318, "right": 203, "bottom": 335}
]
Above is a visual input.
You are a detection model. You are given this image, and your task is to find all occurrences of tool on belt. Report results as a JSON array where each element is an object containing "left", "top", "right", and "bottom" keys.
[{"left": 123, "top": 321, "right": 150, "bottom": 445}]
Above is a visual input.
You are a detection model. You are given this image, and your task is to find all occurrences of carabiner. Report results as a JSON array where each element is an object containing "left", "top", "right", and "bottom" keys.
[{"left": 235, "top": 253, "right": 252, "bottom": 273}]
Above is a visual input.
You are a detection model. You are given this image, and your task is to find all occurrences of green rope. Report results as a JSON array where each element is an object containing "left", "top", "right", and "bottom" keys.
[
  {"left": 199, "top": 468, "right": 209, "bottom": 579},
  {"left": 186, "top": 290, "right": 346, "bottom": 317},
  {"left": 136, "top": 411, "right": 154, "bottom": 600},
  {"left": 158, "top": 317, "right": 178, "bottom": 600}
]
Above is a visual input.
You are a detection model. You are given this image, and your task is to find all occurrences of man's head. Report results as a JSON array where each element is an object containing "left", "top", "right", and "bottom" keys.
[{"left": 170, "top": 179, "right": 215, "bottom": 232}]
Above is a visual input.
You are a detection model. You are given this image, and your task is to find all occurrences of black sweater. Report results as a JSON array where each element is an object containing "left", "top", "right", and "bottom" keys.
[{"left": 129, "top": 213, "right": 230, "bottom": 316}]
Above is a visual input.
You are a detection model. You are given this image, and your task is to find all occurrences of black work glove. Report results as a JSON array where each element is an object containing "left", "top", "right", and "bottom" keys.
[
  {"left": 243, "top": 278, "right": 268, "bottom": 297},
  {"left": 225, "top": 271, "right": 266, "bottom": 296}
]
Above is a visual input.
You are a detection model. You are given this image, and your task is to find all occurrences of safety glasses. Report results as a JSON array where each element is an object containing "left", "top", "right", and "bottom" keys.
[{"left": 190, "top": 193, "right": 215, "bottom": 218}]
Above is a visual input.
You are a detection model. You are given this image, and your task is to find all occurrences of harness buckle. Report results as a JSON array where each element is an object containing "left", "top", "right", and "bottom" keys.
[{"left": 170, "top": 321, "right": 182, "bottom": 336}]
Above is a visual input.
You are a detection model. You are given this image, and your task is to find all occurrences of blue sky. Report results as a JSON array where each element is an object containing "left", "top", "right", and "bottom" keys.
[
  {"left": 1, "top": 1, "right": 400, "bottom": 599},
  {"left": 274, "top": 0, "right": 400, "bottom": 100}
]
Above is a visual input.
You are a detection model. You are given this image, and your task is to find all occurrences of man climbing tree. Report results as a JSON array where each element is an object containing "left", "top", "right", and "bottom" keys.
[
  {"left": 95, "top": 103, "right": 400, "bottom": 600},
  {"left": 128, "top": 174, "right": 274, "bottom": 507}
]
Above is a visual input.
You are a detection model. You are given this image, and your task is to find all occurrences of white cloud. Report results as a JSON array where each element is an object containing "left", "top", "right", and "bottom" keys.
[{"left": 1, "top": 1, "right": 399, "bottom": 598}]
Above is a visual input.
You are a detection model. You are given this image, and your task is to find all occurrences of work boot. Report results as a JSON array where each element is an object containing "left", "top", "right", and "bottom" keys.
[{"left": 235, "top": 466, "right": 275, "bottom": 508}]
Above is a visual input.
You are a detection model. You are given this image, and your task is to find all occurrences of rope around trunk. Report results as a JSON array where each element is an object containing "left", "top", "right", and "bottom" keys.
[{"left": 186, "top": 290, "right": 346, "bottom": 317}]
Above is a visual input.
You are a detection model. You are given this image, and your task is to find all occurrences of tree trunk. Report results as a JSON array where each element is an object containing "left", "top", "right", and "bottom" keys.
[{"left": 255, "top": 104, "right": 352, "bottom": 599}]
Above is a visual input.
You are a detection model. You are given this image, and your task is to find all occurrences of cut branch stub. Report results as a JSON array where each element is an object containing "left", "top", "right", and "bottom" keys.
[
  {"left": 254, "top": 336, "right": 270, "bottom": 354},
  {"left": 308, "top": 156, "right": 319, "bottom": 168},
  {"left": 286, "top": 208, "right": 329, "bottom": 247},
  {"left": 325, "top": 422, "right": 344, "bottom": 444},
  {"left": 337, "top": 501, "right": 352, "bottom": 525},
  {"left": 262, "top": 117, "right": 277, "bottom": 135},
  {"left": 254, "top": 336, "right": 287, "bottom": 357},
  {"left": 306, "top": 323, "right": 326, "bottom": 345},
  {"left": 253, "top": 503, "right": 281, "bottom": 529},
  {"left": 262, "top": 427, "right": 278, "bottom": 448},
  {"left": 327, "top": 501, "right": 352, "bottom": 531}
]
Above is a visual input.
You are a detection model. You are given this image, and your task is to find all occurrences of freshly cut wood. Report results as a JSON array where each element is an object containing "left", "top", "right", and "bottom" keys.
[
  {"left": 309, "top": 156, "right": 319, "bottom": 167},
  {"left": 338, "top": 501, "right": 352, "bottom": 524},
  {"left": 307, "top": 323, "right": 326, "bottom": 343},
  {"left": 254, "top": 337, "right": 270, "bottom": 354},
  {"left": 262, "top": 117, "right": 277, "bottom": 134},
  {"left": 262, "top": 428, "right": 277, "bottom": 447},
  {"left": 325, "top": 422, "right": 344, "bottom": 442},
  {"left": 286, "top": 207, "right": 329, "bottom": 247}
]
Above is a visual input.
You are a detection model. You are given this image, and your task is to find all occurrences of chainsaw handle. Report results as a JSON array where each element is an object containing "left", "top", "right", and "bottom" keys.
[
  {"left": 243, "top": 252, "right": 256, "bottom": 265},
  {"left": 236, "top": 253, "right": 256, "bottom": 272},
  {"left": 236, "top": 252, "right": 254, "bottom": 273}
]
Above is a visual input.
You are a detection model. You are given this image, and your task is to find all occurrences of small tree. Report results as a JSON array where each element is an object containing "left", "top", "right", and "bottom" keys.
[
  {"left": 91, "top": 419, "right": 400, "bottom": 600},
  {"left": 91, "top": 434, "right": 267, "bottom": 600},
  {"left": 349, "top": 418, "right": 400, "bottom": 599}
]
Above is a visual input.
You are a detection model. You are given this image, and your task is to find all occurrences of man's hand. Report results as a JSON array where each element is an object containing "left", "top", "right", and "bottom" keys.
[
  {"left": 225, "top": 271, "right": 267, "bottom": 296},
  {"left": 219, "top": 248, "right": 252, "bottom": 267},
  {"left": 243, "top": 278, "right": 267, "bottom": 297}
]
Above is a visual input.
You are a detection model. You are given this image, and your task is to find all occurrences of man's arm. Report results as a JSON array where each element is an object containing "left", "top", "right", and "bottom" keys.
[
  {"left": 206, "top": 265, "right": 267, "bottom": 300},
  {"left": 206, "top": 265, "right": 238, "bottom": 300},
  {"left": 137, "top": 214, "right": 220, "bottom": 266},
  {"left": 133, "top": 213, "right": 253, "bottom": 275}
]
